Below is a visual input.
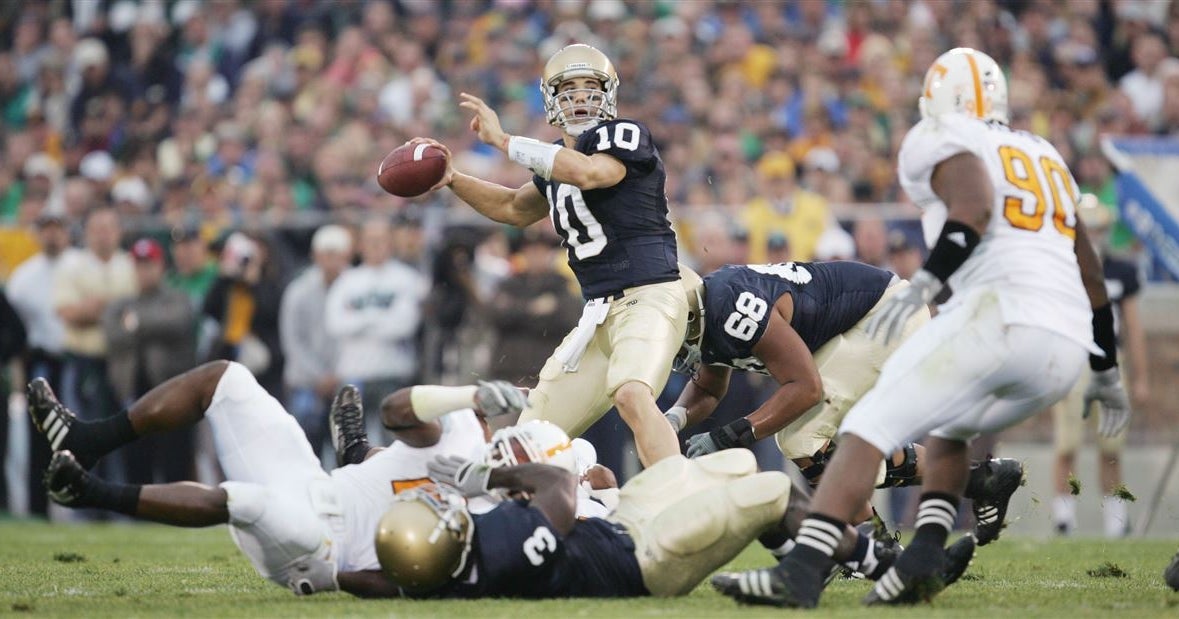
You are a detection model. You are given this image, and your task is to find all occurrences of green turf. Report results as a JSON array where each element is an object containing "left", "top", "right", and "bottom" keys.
[{"left": 0, "top": 521, "right": 1176, "bottom": 618}]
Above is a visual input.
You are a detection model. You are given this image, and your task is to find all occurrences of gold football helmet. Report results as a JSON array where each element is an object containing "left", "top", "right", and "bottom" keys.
[
  {"left": 541, "top": 43, "right": 619, "bottom": 136},
  {"left": 672, "top": 264, "right": 705, "bottom": 375},
  {"left": 374, "top": 484, "right": 473, "bottom": 593}
]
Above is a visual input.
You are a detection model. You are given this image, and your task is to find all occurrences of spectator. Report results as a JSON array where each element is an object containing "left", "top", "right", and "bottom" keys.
[
  {"left": 486, "top": 230, "right": 581, "bottom": 388},
  {"left": 886, "top": 230, "right": 924, "bottom": 281},
  {"left": 741, "top": 152, "right": 832, "bottom": 263},
  {"left": 852, "top": 216, "right": 889, "bottom": 268},
  {"left": 325, "top": 216, "right": 427, "bottom": 425},
  {"left": 5, "top": 213, "right": 78, "bottom": 516},
  {"left": 53, "top": 205, "right": 136, "bottom": 488},
  {"left": 280, "top": 224, "right": 352, "bottom": 458},
  {"left": 201, "top": 231, "right": 286, "bottom": 396},
  {"left": 765, "top": 231, "right": 791, "bottom": 264},
  {"left": 102, "top": 238, "right": 196, "bottom": 484},
  {"left": 167, "top": 225, "right": 218, "bottom": 310},
  {"left": 1119, "top": 30, "right": 1179, "bottom": 130},
  {"left": 0, "top": 285, "right": 27, "bottom": 513}
]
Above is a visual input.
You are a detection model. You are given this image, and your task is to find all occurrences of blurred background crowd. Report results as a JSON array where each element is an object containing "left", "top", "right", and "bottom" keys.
[{"left": 0, "top": 0, "right": 1175, "bottom": 525}]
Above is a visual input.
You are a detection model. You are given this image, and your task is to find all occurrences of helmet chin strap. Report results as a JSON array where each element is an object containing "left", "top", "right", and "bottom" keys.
[{"left": 563, "top": 120, "right": 596, "bottom": 137}]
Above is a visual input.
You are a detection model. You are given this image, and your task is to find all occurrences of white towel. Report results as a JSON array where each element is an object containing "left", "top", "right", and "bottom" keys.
[{"left": 553, "top": 298, "right": 610, "bottom": 372}]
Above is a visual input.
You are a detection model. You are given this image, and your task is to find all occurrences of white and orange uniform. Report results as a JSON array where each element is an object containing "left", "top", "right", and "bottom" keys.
[{"left": 841, "top": 113, "right": 1097, "bottom": 452}]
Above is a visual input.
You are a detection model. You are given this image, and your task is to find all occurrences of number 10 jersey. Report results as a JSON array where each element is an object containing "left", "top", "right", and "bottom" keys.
[
  {"left": 532, "top": 119, "right": 679, "bottom": 299},
  {"left": 898, "top": 113, "right": 1094, "bottom": 351}
]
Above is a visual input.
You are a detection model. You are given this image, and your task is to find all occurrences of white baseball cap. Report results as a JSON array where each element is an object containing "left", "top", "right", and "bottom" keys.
[
  {"left": 311, "top": 224, "right": 353, "bottom": 254},
  {"left": 79, "top": 150, "right": 116, "bottom": 182},
  {"left": 112, "top": 176, "right": 152, "bottom": 208}
]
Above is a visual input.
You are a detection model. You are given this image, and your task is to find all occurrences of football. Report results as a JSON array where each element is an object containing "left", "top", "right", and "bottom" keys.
[{"left": 377, "top": 142, "right": 448, "bottom": 197}]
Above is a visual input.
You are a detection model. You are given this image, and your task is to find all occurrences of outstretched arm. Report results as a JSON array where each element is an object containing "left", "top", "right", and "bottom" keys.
[
  {"left": 488, "top": 464, "right": 578, "bottom": 535},
  {"left": 669, "top": 364, "right": 731, "bottom": 431}
]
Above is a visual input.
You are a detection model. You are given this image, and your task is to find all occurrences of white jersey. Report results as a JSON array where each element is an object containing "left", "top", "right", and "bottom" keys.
[
  {"left": 898, "top": 113, "right": 1095, "bottom": 351},
  {"left": 329, "top": 409, "right": 488, "bottom": 571}
]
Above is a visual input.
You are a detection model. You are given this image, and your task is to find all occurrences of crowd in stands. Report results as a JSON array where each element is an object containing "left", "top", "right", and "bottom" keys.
[{"left": 0, "top": 0, "right": 1172, "bottom": 519}]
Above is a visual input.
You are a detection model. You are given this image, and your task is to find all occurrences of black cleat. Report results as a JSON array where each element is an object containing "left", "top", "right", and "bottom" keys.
[
  {"left": 28, "top": 378, "right": 78, "bottom": 454},
  {"left": 44, "top": 451, "right": 90, "bottom": 507},
  {"left": 1165, "top": 550, "right": 1179, "bottom": 592},
  {"left": 712, "top": 554, "right": 828, "bottom": 609},
  {"left": 968, "top": 458, "right": 1024, "bottom": 546},
  {"left": 941, "top": 535, "right": 976, "bottom": 587},
  {"left": 330, "top": 385, "right": 369, "bottom": 467},
  {"left": 863, "top": 542, "right": 947, "bottom": 606}
]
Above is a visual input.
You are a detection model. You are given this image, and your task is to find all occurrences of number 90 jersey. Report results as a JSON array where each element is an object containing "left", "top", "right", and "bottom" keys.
[
  {"left": 532, "top": 119, "right": 679, "bottom": 299},
  {"left": 700, "top": 262, "right": 894, "bottom": 373},
  {"left": 898, "top": 113, "right": 1092, "bottom": 350}
]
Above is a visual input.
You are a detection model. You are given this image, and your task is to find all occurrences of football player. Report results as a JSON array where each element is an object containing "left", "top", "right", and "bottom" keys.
[
  {"left": 667, "top": 261, "right": 1023, "bottom": 542},
  {"left": 410, "top": 43, "right": 692, "bottom": 467},
  {"left": 25, "top": 361, "right": 526, "bottom": 594},
  {"left": 713, "top": 48, "right": 1131, "bottom": 608},
  {"left": 313, "top": 449, "right": 974, "bottom": 599}
]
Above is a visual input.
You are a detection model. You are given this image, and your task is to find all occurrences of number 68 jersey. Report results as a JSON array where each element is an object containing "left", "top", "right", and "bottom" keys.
[
  {"left": 898, "top": 113, "right": 1093, "bottom": 349},
  {"left": 532, "top": 119, "right": 679, "bottom": 299}
]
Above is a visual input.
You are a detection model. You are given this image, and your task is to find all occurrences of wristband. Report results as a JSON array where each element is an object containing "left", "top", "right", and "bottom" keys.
[
  {"left": 508, "top": 136, "right": 561, "bottom": 180},
  {"left": 924, "top": 220, "right": 980, "bottom": 282},
  {"left": 1089, "top": 303, "right": 1118, "bottom": 371},
  {"left": 409, "top": 385, "right": 478, "bottom": 422},
  {"left": 712, "top": 418, "right": 757, "bottom": 449}
]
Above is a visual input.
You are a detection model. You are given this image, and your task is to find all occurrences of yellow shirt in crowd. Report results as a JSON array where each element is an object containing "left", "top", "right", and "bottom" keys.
[{"left": 741, "top": 189, "right": 831, "bottom": 263}]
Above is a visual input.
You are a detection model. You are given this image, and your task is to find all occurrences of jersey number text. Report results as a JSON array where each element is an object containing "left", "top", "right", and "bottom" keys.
[
  {"left": 724, "top": 292, "right": 768, "bottom": 342},
  {"left": 523, "top": 526, "right": 557, "bottom": 566},
  {"left": 997, "top": 145, "right": 1077, "bottom": 239},
  {"left": 552, "top": 185, "right": 607, "bottom": 259}
]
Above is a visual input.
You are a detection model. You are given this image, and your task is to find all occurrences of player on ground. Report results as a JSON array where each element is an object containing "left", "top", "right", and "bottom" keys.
[
  {"left": 667, "top": 261, "right": 1022, "bottom": 543},
  {"left": 712, "top": 48, "right": 1131, "bottom": 608},
  {"left": 412, "top": 43, "right": 690, "bottom": 467},
  {"left": 310, "top": 449, "right": 974, "bottom": 599},
  {"left": 26, "top": 361, "right": 525, "bottom": 595}
]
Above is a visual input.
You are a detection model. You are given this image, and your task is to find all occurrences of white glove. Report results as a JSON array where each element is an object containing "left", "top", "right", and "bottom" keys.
[
  {"left": 866, "top": 270, "right": 942, "bottom": 345},
  {"left": 427, "top": 454, "right": 492, "bottom": 497},
  {"left": 474, "top": 380, "right": 529, "bottom": 417},
  {"left": 665, "top": 406, "right": 688, "bottom": 433},
  {"left": 288, "top": 556, "right": 338, "bottom": 596},
  {"left": 1083, "top": 367, "right": 1132, "bottom": 438}
]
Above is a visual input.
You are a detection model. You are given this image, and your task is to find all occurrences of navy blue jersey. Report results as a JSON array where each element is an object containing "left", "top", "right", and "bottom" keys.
[
  {"left": 700, "top": 262, "right": 894, "bottom": 373},
  {"left": 533, "top": 119, "right": 679, "bottom": 298},
  {"left": 1103, "top": 255, "right": 1140, "bottom": 341},
  {"left": 430, "top": 500, "right": 646, "bottom": 599}
]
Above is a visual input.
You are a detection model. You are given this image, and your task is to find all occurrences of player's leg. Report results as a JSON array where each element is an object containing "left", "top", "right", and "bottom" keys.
[
  {"left": 1050, "top": 373, "right": 1086, "bottom": 534},
  {"left": 866, "top": 326, "right": 1085, "bottom": 605},
  {"left": 1098, "top": 414, "right": 1130, "bottom": 537},
  {"left": 27, "top": 361, "right": 227, "bottom": 469},
  {"left": 44, "top": 450, "right": 229, "bottom": 526},
  {"left": 604, "top": 281, "right": 687, "bottom": 466},
  {"left": 521, "top": 327, "right": 614, "bottom": 436}
]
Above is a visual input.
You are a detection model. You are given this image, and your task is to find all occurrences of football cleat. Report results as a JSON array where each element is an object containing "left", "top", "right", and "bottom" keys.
[
  {"left": 1165, "top": 550, "right": 1179, "bottom": 592},
  {"left": 27, "top": 378, "right": 78, "bottom": 453},
  {"left": 862, "top": 542, "right": 947, "bottom": 606},
  {"left": 44, "top": 450, "right": 89, "bottom": 507},
  {"left": 711, "top": 554, "right": 828, "bottom": 609},
  {"left": 330, "top": 385, "right": 369, "bottom": 467},
  {"left": 941, "top": 535, "right": 977, "bottom": 587},
  {"left": 970, "top": 458, "right": 1024, "bottom": 546}
]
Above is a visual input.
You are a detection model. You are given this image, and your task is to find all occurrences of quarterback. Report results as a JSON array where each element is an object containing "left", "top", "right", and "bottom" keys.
[
  {"left": 26, "top": 361, "right": 526, "bottom": 594},
  {"left": 668, "top": 261, "right": 1022, "bottom": 543},
  {"left": 412, "top": 43, "right": 691, "bottom": 467},
  {"left": 714, "top": 48, "right": 1131, "bottom": 609}
]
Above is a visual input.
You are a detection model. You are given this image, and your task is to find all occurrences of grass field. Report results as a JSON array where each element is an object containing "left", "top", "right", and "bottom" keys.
[{"left": 0, "top": 521, "right": 1176, "bottom": 618}]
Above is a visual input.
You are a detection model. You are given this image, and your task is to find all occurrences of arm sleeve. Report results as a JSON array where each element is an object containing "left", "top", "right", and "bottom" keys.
[{"left": 576, "top": 119, "right": 657, "bottom": 171}]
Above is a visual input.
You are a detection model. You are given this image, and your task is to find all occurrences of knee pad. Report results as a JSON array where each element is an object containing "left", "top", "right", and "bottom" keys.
[
  {"left": 798, "top": 445, "right": 836, "bottom": 488},
  {"left": 693, "top": 448, "right": 758, "bottom": 478},
  {"left": 878, "top": 443, "right": 920, "bottom": 488},
  {"left": 651, "top": 493, "right": 728, "bottom": 556},
  {"left": 221, "top": 481, "right": 269, "bottom": 525}
]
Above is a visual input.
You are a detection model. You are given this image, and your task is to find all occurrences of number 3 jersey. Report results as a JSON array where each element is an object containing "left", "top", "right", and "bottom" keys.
[
  {"left": 425, "top": 500, "right": 647, "bottom": 599},
  {"left": 532, "top": 119, "right": 679, "bottom": 299},
  {"left": 700, "top": 262, "right": 894, "bottom": 373},
  {"left": 897, "top": 113, "right": 1094, "bottom": 351}
]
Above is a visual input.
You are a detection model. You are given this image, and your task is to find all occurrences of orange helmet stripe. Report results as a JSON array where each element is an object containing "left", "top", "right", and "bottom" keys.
[{"left": 964, "top": 52, "right": 985, "bottom": 119}]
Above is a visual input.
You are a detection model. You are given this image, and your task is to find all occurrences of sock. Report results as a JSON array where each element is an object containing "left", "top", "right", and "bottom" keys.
[
  {"left": 68, "top": 410, "right": 137, "bottom": 469},
  {"left": 758, "top": 530, "right": 795, "bottom": 558},
  {"left": 79, "top": 471, "right": 141, "bottom": 516},
  {"left": 912, "top": 492, "right": 959, "bottom": 548},
  {"left": 1052, "top": 495, "right": 1077, "bottom": 533},
  {"left": 792, "top": 514, "right": 847, "bottom": 564},
  {"left": 844, "top": 533, "right": 884, "bottom": 578},
  {"left": 1102, "top": 496, "right": 1128, "bottom": 538}
]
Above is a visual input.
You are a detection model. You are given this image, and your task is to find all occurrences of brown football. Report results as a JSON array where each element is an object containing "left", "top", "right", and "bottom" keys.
[{"left": 377, "top": 143, "right": 447, "bottom": 197}]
